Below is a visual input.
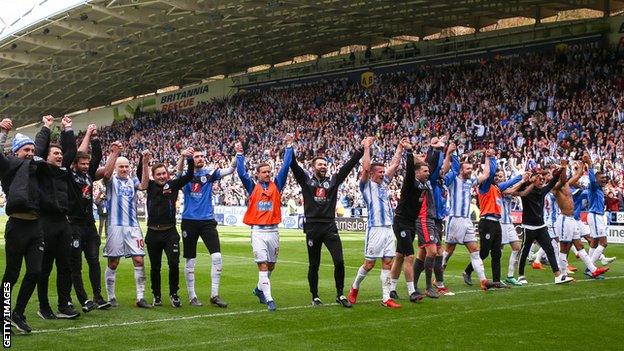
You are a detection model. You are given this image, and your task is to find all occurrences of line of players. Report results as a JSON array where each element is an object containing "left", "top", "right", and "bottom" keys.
[{"left": 0, "top": 116, "right": 615, "bottom": 334}]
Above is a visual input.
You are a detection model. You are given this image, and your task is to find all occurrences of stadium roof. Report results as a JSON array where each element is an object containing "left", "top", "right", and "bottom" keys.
[{"left": 1, "top": 0, "right": 623, "bottom": 125}]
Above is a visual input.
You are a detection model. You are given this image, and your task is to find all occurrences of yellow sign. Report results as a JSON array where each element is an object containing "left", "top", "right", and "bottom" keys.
[{"left": 361, "top": 71, "right": 375, "bottom": 88}]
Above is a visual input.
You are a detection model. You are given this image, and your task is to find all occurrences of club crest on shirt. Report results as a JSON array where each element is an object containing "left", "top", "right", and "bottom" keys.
[
  {"left": 322, "top": 181, "right": 330, "bottom": 189},
  {"left": 200, "top": 176, "right": 207, "bottom": 183}
]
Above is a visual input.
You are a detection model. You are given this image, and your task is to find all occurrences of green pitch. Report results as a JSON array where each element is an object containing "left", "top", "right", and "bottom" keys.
[{"left": 2, "top": 222, "right": 623, "bottom": 350}]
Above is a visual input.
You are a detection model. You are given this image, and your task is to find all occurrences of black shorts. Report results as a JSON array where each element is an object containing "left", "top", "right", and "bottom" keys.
[
  {"left": 180, "top": 219, "right": 220, "bottom": 258},
  {"left": 393, "top": 218, "right": 415, "bottom": 256},
  {"left": 416, "top": 218, "right": 440, "bottom": 248}
]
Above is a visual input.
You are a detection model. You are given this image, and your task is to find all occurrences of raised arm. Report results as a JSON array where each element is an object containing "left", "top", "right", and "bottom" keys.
[
  {"left": 335, "top": 146, "right": 364, "bottom": 184},
  {"left": 171, "top": 148, "right": 196, "bottom": 190},
  {"left": 478, "top": 154, "right": 497, "bottom": 194},
  {"left": 60, "top": 117, "right": 77, "bottom": 168},
  {"left": 542, "top": 167, "right": 564, "bottom": 195},
  {"left": 0, "top": 118, "right": 13, "bottom": 153},
  {"left": 359, "top": 136, "right": 374, "bottom": 184},
  {"left": 503, "top": 172, "right": 530, "bottom": 195},
  {"left": 78, "top": 124, "right": 97, "bottom": 153},
  {"left": 385, "top": 137, "right": 406, "bottom": 179},
  {"left": 35, "top": 115, "right": 54, "bottom": 158},
  {"left": 567, "top": 161, "right": 584, "bottom": 188},
  {"left": 89, "top": 138, "right": 103, "bottom": 180},
  {"left": 99, "top": 141, "right": 122, "bottom": 183},
  {"left": 275, "top": 135, "right": 295, "bottom": 192},
  {"left": 442, "top": 142, "right": 459, "bottom": 186},
  {"left": 138, "top": 150, "right": 151, "bottom": 190},
  {"left": 234, "top": 142, "right": 255, "bottom": 194},
  {"left": 289, "top": 150, "right": 310, "bottom": 186},
  {"left": 476, "top": 149, "right": 494, "bottom": 184}
]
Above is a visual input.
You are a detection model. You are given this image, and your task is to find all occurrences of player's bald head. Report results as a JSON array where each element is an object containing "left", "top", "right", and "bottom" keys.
[{"left": 115, "top": 156, "right": 129, "bottom": 167}]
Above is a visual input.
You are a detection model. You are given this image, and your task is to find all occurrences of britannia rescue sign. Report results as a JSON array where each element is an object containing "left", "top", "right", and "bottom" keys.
[{"left": 159, "top": 85, "right": 210, "bottom": 112}]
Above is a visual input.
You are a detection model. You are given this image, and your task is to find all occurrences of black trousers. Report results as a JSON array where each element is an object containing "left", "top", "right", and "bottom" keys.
[
  {"left": 37, "top": 216, "right": 73, "bottom": 309},
  {"left": 303, "top": 221, "right": 345, "bottom": 298},
  {"left": 70, "top": 222, "right": 103, "bottom": 304},
  {"left": 146, "top": 227, "right": 180, "bottom": 297},
  {"left": 519, "top": 226, "right": 559, "bottom": 276},
  {"left": 2, "top": 217, "right": 43, "bottom": 315},
  {"left": 465, "top": 218, "right": 502, "bottom": 282},
  {"left": 181, "top": 219, "right": 220, "bottom": 258}
]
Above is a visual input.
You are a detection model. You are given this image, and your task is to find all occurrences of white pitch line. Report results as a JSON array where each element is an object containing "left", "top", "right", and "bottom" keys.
[
  {"left": 31, "top": 275, "right": 624, "bottom": 335},
  {"left": 137, "top": 290, "right": 624, "bottom": 351}
]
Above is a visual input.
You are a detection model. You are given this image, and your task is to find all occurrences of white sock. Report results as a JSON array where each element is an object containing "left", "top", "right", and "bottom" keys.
[
  {"left": 578, "top": 249, "right": 597, "bottom": 272},
  {"left": 211, "top": 253, "right": 222, "bottom": 298},
  {"left": 381, "top": 269, "right": 391, "bottom": 302},
  {"left": 558, "top": 252, "right": 568, "bottom": 274},
  {"left": 535, "top": 248, "right": 545, "bottom": 262},
  {"left": 591, "top": 245, "right": 605, "bottom": 263},
  {"left": 588, "top": 247, "right": 595, "bottom": 260},
  {"left": 352, "top": 266, "right": 368, "bottom": 289},
  {"left": 105, "top": 267, "right": 116, "bottom": 300},
  {"left": 551, "top": 239, "right": 559, "bottom": 257},
  {"left": 258, "top": 271, "right": 273, "bottom": 302},
  {"left": 134, "top": 266, "right": 146, "bottom": 300},
  {"left": 470, "top": 252, "right": 487, "bottom": 281},
  {"left": 530, "top": 243, "right": 539, "bottom": 254},
  {"left": 389, "top": 278, "right": 398, "bottom": 292},
  {"left": 508, "top": 250, "right": 519, "bottom": 278},
  {"left": 406, "top": 281, "right": 415, "bottom": 295},
  {"left": 185, "top": 258, "right": 197, "bottom": 300},
  {"left": 599, "top": 254, "right": 607, "bottom": 260},
  {"left": 571, "top": 246, "right": 578, "bottom": 256}
]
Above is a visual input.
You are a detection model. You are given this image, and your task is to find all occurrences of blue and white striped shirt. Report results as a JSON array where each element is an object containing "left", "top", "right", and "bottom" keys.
[
  {"left": 360, "top": 175, "right": 394, "bottom": 227},
  {"left": 106, "top": 176, "right": 140, "bottom": 228},
  {"left": 501, "top": 195, "right": 513, "bottom": 224},
  {"left": 544, "top": 192, "right": 560, "bottom": 227},
  {"left": 444, "top": 165, "right": 477, "bottom": 219}
]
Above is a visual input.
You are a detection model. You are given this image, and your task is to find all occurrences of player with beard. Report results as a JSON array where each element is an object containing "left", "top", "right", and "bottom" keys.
[
  {"left": 289, "top": 138, "right": 364, "bottom": 307},
  {"left": 178, "top": 148, "right": 234, "bottom": 308},
  {"left": 0, "top": 118, "right": 47, "bottom": 333},
  {"left": 67, "top": 123, "right": 112, "bottom": 312}
]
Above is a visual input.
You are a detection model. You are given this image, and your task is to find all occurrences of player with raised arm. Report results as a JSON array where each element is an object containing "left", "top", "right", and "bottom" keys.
[
  {"left": 512, "top": 168, "right": 574, "bottom": 284},
  {"left": 439, "top": 143, "right": 496, "bottom": 291},
  {"left": 139, "top": 147, "right": 195, "bottom": 307},
  {"left": 67, "top": 123, "right": 112, "bottom": 312},
  {"left": 178, "top": 147, "right": 235, "bottom": 308},
  {"left": 34, "top": 115, "right": 82, "bottom": 320},
  {"left": 0, "top": 118, "right": 47, "bottom": 332},
  {"left": 347, "top": 137, "right": 403, "bottom": 308},
  {"left": 290, "top": 138, "right": 364, "bottom": 307},
  {"left": 388, "top": 138, "right": 426, "bottom": 302},
  {"left": 551, "top": 159, "right": 609, "bottom": 279},
  {"left": 102, "top": 144, "right": 151, "bottom": 308},
  {"left": 462, "top": 151, "right": 522, "bottom": 288},
  {"left": 582, "top": 153, "right": 616, "bottom": 266},
  {"left": 235, "top": 135, "right": 294, "bottom": 312}
]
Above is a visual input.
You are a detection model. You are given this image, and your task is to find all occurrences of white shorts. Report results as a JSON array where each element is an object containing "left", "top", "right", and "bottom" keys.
[
  {"left": 554, "top": 215, "right": 580, "bottom": 242},
  {"left": 501, "top": 223, "right": 520, "bottom": 244},
  {"left": 587, "top": 213, "right": 606, "bottom": 238},
  {"left": 576, "top": 220, "right": 591, "bottom": 237},
  {"left": 445, "top": 217, "right": 476, "bottom": 244},
  {"left": 364, "top": 226, "right": 395, "bottom": 260},
  {"left": 547, "top": 226, "right": 557, "bottom": 239},
  {"left": 251, "top": 227, "right": 279, "bottom": 263},
  {"left": 104, "top": 225, "right": 145, "bottom": 257}
]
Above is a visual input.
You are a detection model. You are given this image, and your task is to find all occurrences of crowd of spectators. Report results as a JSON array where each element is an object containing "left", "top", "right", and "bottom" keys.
[{"left": 88, "top": 43, "right": 624, "bottom": 213}]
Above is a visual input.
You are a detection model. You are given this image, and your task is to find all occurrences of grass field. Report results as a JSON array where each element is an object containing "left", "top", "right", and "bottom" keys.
[{"left": 2, "top": 219, "right": 623, "bottom": 350}]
